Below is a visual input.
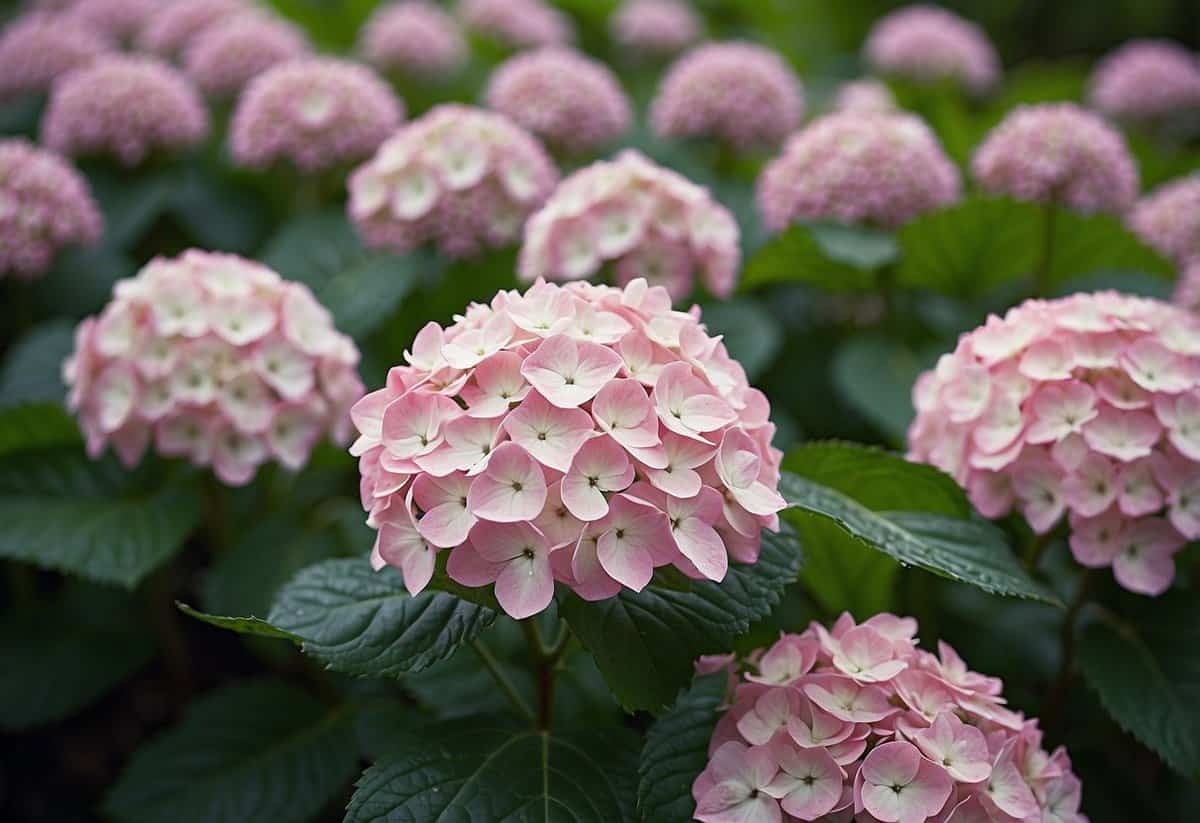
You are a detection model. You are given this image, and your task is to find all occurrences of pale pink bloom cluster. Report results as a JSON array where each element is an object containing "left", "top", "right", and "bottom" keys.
[
  {"left": 230, "top": 58, "right": 403, "bottom": 172},
  {"left": 0, "top": 14, "right": 111, "bottom": 101},
  {"left": 137, "top": 0, "right": 247, "bottom": 58},
  {"left": 458, "top": 0, "right": 573, "bottom": 50},
  {"left": 351, "top": 278, "right": 786, "bottom": 620},
  {"left": 184, "top": 12, "right": 310, "bottom": 99},
  {"left": 1175, "top": 261, "right": 1200, "bottom": 314},
  {"left": 1128, "top": 175, "right": 1200, "bottom": 267},
  {"left": 757, "top": 111, "right": 960, "bottom": 232},
  {"left": 0, "top": 139, "right": 102, "bottom": 280},
  {"left": 485, "top": 48, "right": 632, "bottom": 154},
  {"left": 971, "top": 103, "right": 1139, "bottom": 215},
  {"left": 65, "top": 250, "right": 364, "bottom": 486},
  {"left": 41, "top": 56, "right": 209, "bottom": 166},
  {"left": 610, "top": 0, "right": 700, "bottom": 56},
  {"left": 65, "top": 0, "right": 156, "bottom": 43},
  {"left": 908, "top": 292, "right": 1200, "bottom": 596},
  {"left": 692, "top": 614, "right": 1087, "bottom": 823},
  {"left": 359, "top": 1, "right": 467, "bottom": 78},
  {"left": 1089, "top": 39, "right": 1200, "bottom": 122},
  {"left": 519, "top": 150, "right": 740, "bottom": 301},
  {"left": 832, "top": 80, "right": 897, "bottom": 114},
  {"left": 651, "top": 42, "right": 804, "bottom": 149},
  {"left": 348, "top": 104, "right": 558, "bottom": 259},
  {"left": 864, "top": 4, "right": 1000, "bottom": 95}
]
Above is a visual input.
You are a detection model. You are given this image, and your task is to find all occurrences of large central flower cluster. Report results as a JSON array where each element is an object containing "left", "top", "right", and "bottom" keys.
[
  {"left": 1128, "top": 175, "right": 1200, "bottom": 267},
  {"left": 41, "top": 55, "right": 209, "bottom": 166},
  {"left": 908, "top": 292, "right": 1200, "bottom": 596},
  {"left": 0, "top": 139, "right": 102, "bottom": 280},
  {"left": 65, "top": 250, "right": 364, "bottom": 486},
  {"left": 864, "top": 4, "right": 1000, "bottom": 95},
  {"left": 692, "top": 613, "right": 1086, "bottom": 823},
  {"left": 351, "top": 278, "right": 786, "bottom": 620},
  {"left": 971, "top": 103, "right": 1138, "bottom": 215},
  {"left": 1089, "top": 39, "right": 1200, "bottom": 122},
  {"left": 348, "top": 104, "right": 558, "bottom": 259},
  {"left": 0, "top": 13, "right": 110, "bottom": 101},
  {"left": 757, "top": 111, "right": 960, "bottom": 232},
  {"left": 518, "top": 150, "right": 740, "bottom": 301},
  {"left": 651, "top": 42, "right": 804, "bottom": 149},
  {"left": 485, "top": 48, "right": 631, "bottom": 155},
  {"left": 230, "top": 58, "right": 403, "bottom": 172}
]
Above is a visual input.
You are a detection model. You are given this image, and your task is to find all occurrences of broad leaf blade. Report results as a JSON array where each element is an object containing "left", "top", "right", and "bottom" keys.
[
  {"left": 345, "top": 721, "right": 639, "bottom": 823},
  {"left": 267, "top": 558, "right": 496, "bottom": 677},
  {"left": 176, "top": 603, "right": 299, "bottom": 642},
  {"left": 104, "top": 680, "right": 358, "bottom": 823},
  {"left": 637, "top": 673, "right": 726, "bottom": 822},
  {"left": 741, "top": 223, "right": 891, "bottom": 292},
  {"left": 1079, "top": 593, "right": 1200, "bottom": 779},
  {"left": 832, "top": 337, "right": 939, "bottom": 445},
  {"left": 0, "top": 403, "right": 80, "bottom": 457},
  {"left": 0, "top": 449, "right": 201, "bottom": 588},
  {"left": 0, "top": 321, "right": 75, "bottom": 408},
  {"left": 559, "top": 526, "right": 801, "bottom": 712},
  {"left": 0, "top": 584, "right": 155, "bottom": 730}
]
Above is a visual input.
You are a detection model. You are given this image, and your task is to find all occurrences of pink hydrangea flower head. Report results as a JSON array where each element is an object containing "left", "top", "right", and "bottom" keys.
[
  {"left": 230, "top": 57, "right": 403, "bottom": 172},
  {"left": 64, "top": 250, "right": 364, "bottom": 486},
  {"left": 1176, "top": 260, "right": 1200, "bottom": 314},
  {"left": 485, "top": 48, "right": 632, "bottom": 155},
  {"left": 351, "top": 277, "right": 786, "bottom": 616},
  {"left": 693, "top": 613, "right": 1088, "bottom": 823},
  {"left": 651, "top": 42, "right": 804, "bottom": 149},
  {"left": 757, "top": 111, "right": 960, "bottom": 232},
  {"left": 65, "top": 0, "right": 156, "bottom": 43},
  {"left": 832, "top": 79, "right": 897, "bottom": 114},
  {"left": 519, "top": 149, "right": 741, "bottom": 300},
  {"left": 0, "top": 13, "right": 112, "bottom": 101},
  {"left": 0, "top": 138, "right": 102, "bottom": 280},
  {"left": 348, "top": 103, "right": 558, "bottom": 259},
  {"left": 184, "top": 12, "right": 310, "bottom": 99},
  {"left": 358, "top": 1, "right": 467, "bottom": 78},
  {"left": 864, "top": 4, "right": 1000, "bottom": 95},
  {"left": 41, "top": 55, "right": 209, "bottom": 166},
  {"left": 971, "top": 103, "right": 1139, "bottom": 215},
  {"left": 458, "top": 0, "right": 573, "bottom": 49},
  {"left": 136, "top": 0, "right": 248, "bottom": 58},
  {"left": 1089, "top": 39, "right": 1200, "bottom": 122},
  {"left": 1128, "top": 175, "right": 1200, "bottom": 266},
  {"left": 610, "top": 0, "right": 700, "bottom": 57},
  {"left": 908, "top": 291, "right": 1200, "bottom": 596}
]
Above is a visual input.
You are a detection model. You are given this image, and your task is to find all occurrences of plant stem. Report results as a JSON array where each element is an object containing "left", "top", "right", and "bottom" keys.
[
  {"left": 1042, "top": 569, "right": 1093, "bottom": 734},
  {"left": 471, "top": 639, "right": 535, "bottom": 723},
  {"left": 1033, "top": 200, "right": 1057, "bottom": 298},
  {"left": 877, "top": 263, "right": 900, "bottom": 334},
  {"left": 146, "top": 565, "right": 193, "bottom": 697},
  {"left": 1024, "top": 531, "right": 1051, "bottom": 573},
  {"left": 521, "top": 619, "right": 571, "bottom": 731}
]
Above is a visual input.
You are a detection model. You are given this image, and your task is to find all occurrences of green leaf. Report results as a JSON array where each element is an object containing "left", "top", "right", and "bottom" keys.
[
  {"left": 0, "top": 583, "right": 155, "bottom": 730},
  {"left": 741, "top": 223, "right": 895, "bottom": 292},
  {"left": 559, "top": 526, "right": 802, "bottom": 712},
  {"left": 262, "top": 211, "right": 423, "bottom": 339},
  {"left": 1079, "top": 593, "right": 1200, "bottom": 779},
  {"left": 0, "top": 403, "right": 80, "bottom": 458},
  {"left": 799, "top": 516, "right": 899, "bottom": 618},
  {"left": 778, "top": 470, "right": 1060, "bottom": 606},
  {"left": 345, "top": 720, "right": 640, "bottom": 823},
  {"left": 176, "top": 603, "right": 299, "bottom": 642},
  {"left": 895, "top": 196, "right": 1040, "bottom": 297},
  {"left": 831, "top": 336, "right": 939, "bottom": 445},
  {"left": 0, "top": 321, "right": 75, "bottom": 408},
  {"left": 637, "top": 673, "right": 725, "bottom": 823},
  {"left": 82, "top": 164, "right": 177, "bottom": 248},
  {"left": 104, "top": 680, "right": 359, "bottom": 823},
  {"left": 700, "top": 297, "right": 782, "bottom": 381},
  {"left": 267, "top": 558, "right": 496, "bottom": 677},
  {"left": 0, "top": 450, "right": 202, "bottom": 587},
  {"left": 169, "top": 166, "right": 271, "bottom": 255},
  {"left": 1043, "top": 208, "right": 1175, "bottom": 290},
  {"left": 30, "top": 243, "right": 138, "bottom": 319}
]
